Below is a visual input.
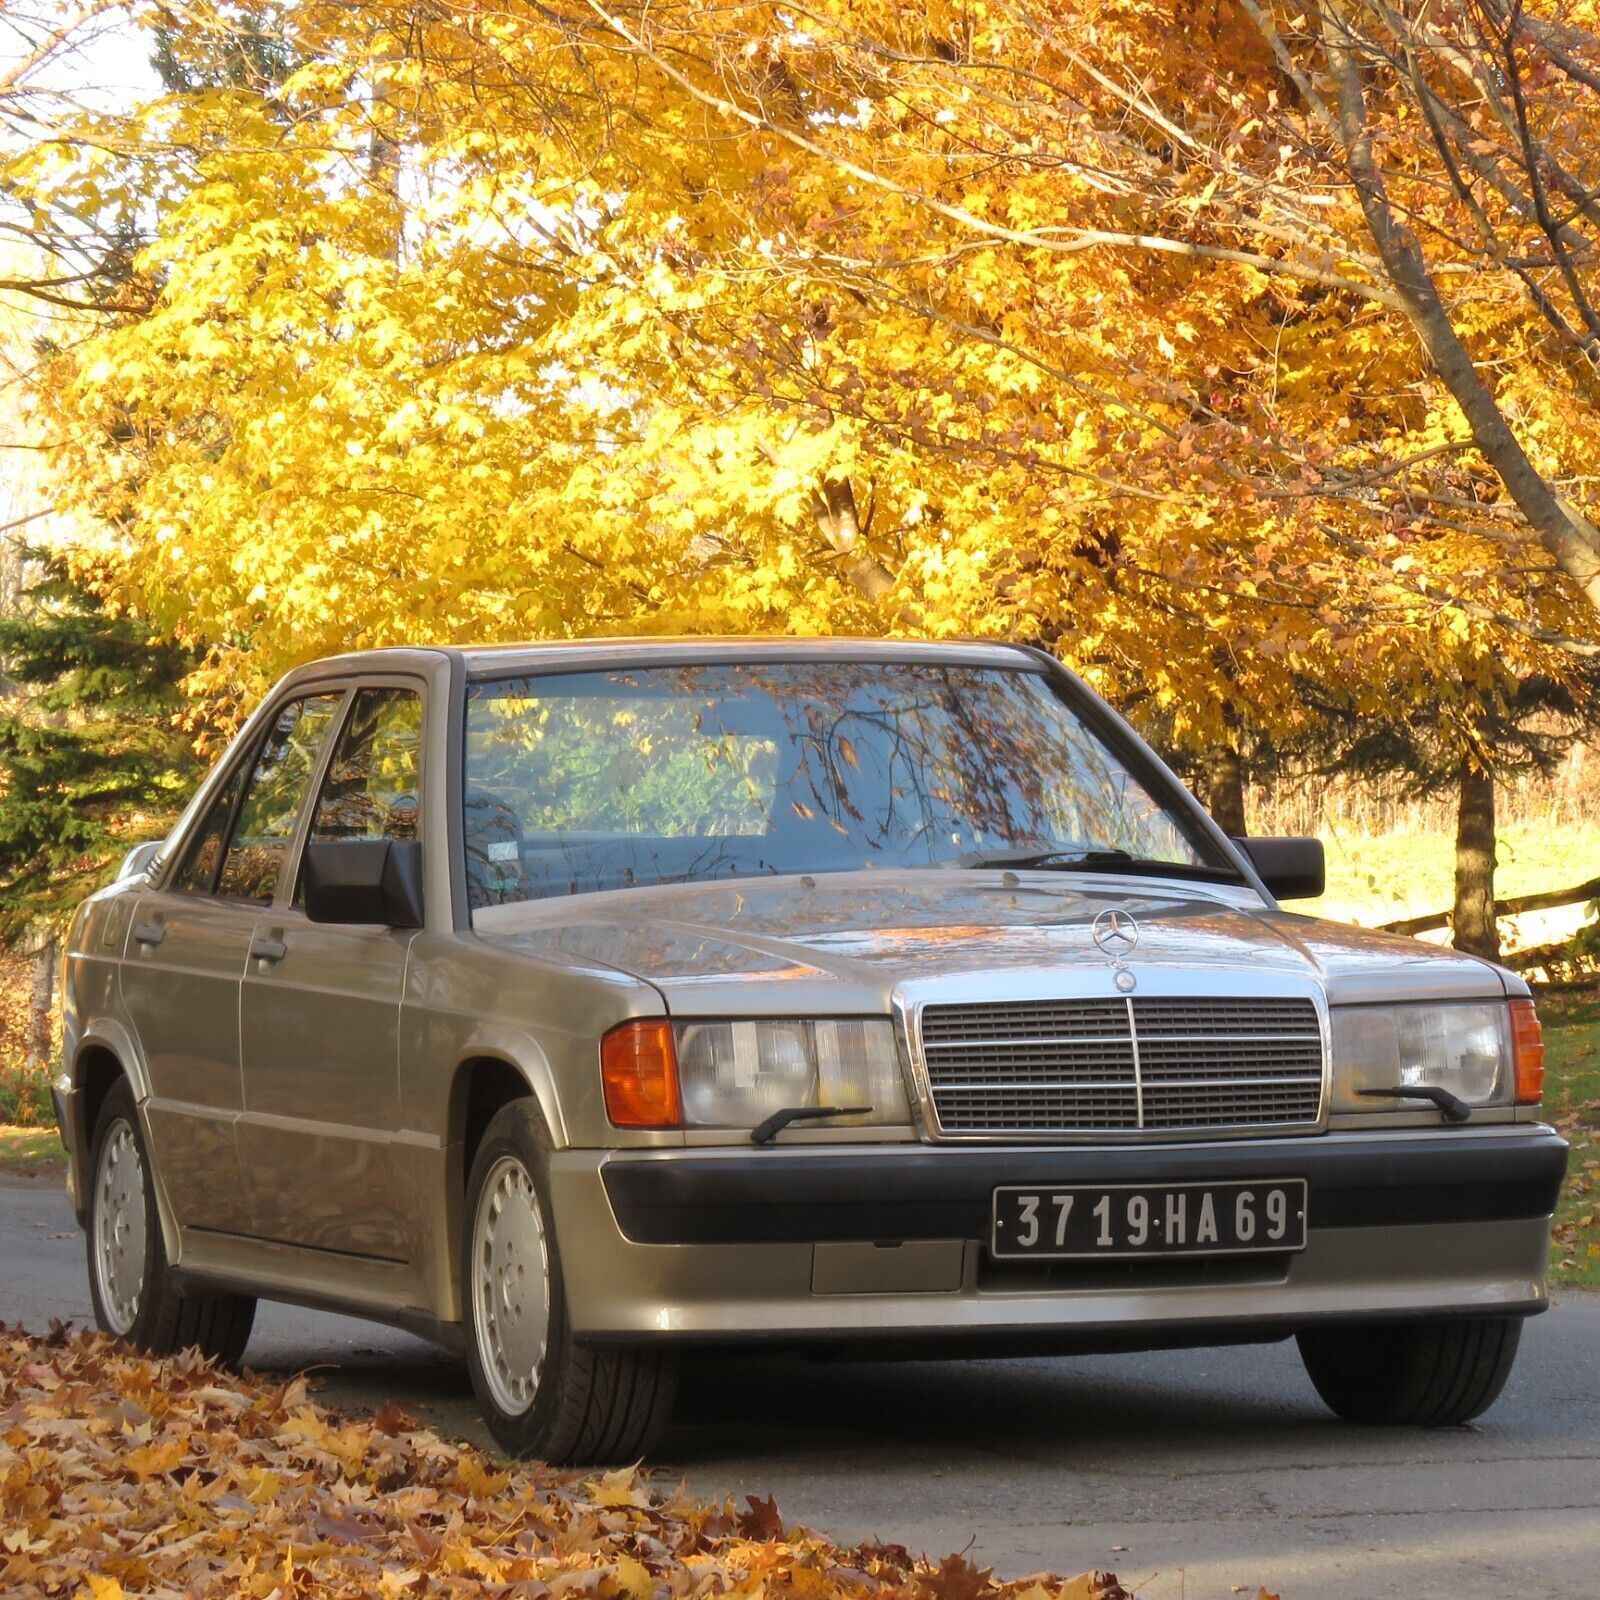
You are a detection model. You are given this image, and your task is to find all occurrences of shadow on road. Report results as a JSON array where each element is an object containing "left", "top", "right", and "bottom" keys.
[{"left": 662, "top": 1343, "right": 1326, "bottom": 1468}]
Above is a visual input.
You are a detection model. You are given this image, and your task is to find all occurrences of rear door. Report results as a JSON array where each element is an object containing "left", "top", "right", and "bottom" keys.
[
  {"left": 237, "top": 681, "right": 424, "bottom": 1260},
  {"left": 121, "top": 691, "right": 345, "bottom": 1234}
]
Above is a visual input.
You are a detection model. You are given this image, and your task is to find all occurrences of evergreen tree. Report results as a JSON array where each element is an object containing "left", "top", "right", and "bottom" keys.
[
  {"left": 1260, "top": 673, "right": 1599, "bottom": 961},
  {"left": 0, "top": 548, "right": 198, "bottom": 1068}
]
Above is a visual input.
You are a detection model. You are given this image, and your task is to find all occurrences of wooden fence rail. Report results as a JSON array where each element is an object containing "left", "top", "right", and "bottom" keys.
[{"left": 1378, "top": 876, "right": 1600, "bottom": 937}]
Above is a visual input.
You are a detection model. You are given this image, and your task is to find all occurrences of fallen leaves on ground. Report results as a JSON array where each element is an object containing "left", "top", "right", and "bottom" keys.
[{"left": 0, "top": 1325, "right": 1140, "bottom": 1600}]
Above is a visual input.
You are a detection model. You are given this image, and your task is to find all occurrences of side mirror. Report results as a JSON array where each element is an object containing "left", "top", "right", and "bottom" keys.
[
  {"left": 303, "top": 839, "right": 424, "bottom": 927},
  {"left": 1234, "top": 836, "right": 1325, "bottom": 901}
]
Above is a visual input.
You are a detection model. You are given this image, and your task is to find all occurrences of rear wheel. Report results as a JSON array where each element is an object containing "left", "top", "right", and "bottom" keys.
[
  {"left": 1297, "top": 1316, "right": 1522, "bottom": 1426},
  {"left": 86, "top": 1078, "right": 255, "bottom": 1365},
  {"left": 462, "top": 1099, "right": 675, "bottom": 1463}
]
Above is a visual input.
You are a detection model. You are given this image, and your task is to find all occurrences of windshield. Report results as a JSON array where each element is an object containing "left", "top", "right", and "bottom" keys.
[{"left": 461, "top": 660, "right": 1230, "bottom": 908}]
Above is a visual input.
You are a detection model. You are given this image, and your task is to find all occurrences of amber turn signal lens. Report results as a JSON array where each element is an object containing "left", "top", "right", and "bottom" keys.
[
  {"left": 601, "top": 1019, "right": 682, "bottom": 1127},
  {"left": 1510, "top": 999, "right": 1546, "bottom": 1106}
]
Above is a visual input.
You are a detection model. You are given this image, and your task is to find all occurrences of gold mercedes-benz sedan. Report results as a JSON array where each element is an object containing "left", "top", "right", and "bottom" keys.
[{"left": 54, "top": 639, "right": 1565, "bottom": 1462}]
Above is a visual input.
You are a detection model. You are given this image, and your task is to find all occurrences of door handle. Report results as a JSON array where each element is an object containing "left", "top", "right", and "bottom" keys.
[
  {"left": 131, "top": 921, "right": 166, "bottom": 947},
  {"left": 249, "top": 933, "right": 289, "bottom": 965}
]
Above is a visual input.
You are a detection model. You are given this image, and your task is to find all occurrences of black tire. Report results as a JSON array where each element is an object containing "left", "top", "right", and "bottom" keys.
[
  {"left": 85, "top": 1078, "right": 256, "bottom": 1366},
  {"left": 1297, "top": 1316, "right": 1522, "bottom": 1426},
  {"left": 462, "top": 1099, "right": 675, "bottom": 1464}
]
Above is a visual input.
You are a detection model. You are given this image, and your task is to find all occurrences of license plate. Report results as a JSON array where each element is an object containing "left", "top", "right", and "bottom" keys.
[{"left": 991, "top": 1179, "right": 1308, "bottom": 1260}]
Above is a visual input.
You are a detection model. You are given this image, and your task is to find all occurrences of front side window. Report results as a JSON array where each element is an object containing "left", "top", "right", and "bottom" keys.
[
  {"left": 171, "top": 765, "right": 247, "bottom": 894},
  {"left": 308, "top": 686, "right": 423, "bottom": 846},
  {"left": 217, "top": 693, "right": 344, "bottom": 903},
  {"left": 462, "top": 661, "right": 1227, "bottom": 908}
]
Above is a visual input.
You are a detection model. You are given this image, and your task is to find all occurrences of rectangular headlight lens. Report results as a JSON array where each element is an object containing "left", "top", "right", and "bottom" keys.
[
  {"left": 674, "top": 1019, "right": 911, "bottom": 1129},
  {"left": 1330, "top": 1002, "right": 1511, "bottom": 1112}
]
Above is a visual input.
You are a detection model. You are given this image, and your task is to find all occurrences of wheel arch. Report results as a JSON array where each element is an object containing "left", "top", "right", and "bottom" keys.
[
  {"left": 70, "top": 1028, "right": 179, "bottom": 1262},
  {"left": 447, "top": 1044, "right": 566, "bottom": 1165},
  {"left": 436, "top": 1045, "right": 565, "bottom": 1322}
]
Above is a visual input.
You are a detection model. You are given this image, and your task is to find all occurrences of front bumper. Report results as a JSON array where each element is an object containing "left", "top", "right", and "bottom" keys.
[{"left": 547, "top": 1126, "right": 1566, "bottom": 1343}]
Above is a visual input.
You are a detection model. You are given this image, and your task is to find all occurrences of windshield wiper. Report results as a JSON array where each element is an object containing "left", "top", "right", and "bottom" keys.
[
  {"left": 945, "top": 846, "right": 1241, "bottom": 882},
  {"left": 945, "top": 845, "right": 1106, "bottom": 869}
]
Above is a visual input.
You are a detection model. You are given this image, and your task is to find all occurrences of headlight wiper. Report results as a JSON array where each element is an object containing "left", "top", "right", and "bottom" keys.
[
  {"left": 750, "top": 1105, "right": 874, "bottom": 1145},
  {"left": 1358, "top": 1085, "right": 1473, "bottom": 1124}
]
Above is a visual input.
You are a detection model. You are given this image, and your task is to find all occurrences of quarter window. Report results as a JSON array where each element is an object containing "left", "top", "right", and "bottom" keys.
[
  {"left": 308, "top": 686, "right": 423, "bottom": 845},
  {"left": 216, "top": 693, "right": 344, "bottom": 903}
]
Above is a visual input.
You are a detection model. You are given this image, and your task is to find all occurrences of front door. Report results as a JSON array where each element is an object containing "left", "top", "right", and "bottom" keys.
[
  {"left": 121, "top": 691, "right": 345, "bottom": 1234},
  {"left": 237, "top": 683, "right": 424, "bottom": 1260}
]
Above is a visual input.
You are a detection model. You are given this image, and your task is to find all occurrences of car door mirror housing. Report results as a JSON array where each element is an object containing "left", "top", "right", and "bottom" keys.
[
  {"left": 1234, "top": 836, "right": 1325, "bottom": 901},
  {"left": 303, "top": 839, "right": 424, "bottom": 927}
]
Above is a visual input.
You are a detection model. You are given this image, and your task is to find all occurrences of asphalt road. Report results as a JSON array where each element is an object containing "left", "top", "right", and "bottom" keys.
[{"left": 7, "top": 1169, "right": 1598, "bottom": 1600}]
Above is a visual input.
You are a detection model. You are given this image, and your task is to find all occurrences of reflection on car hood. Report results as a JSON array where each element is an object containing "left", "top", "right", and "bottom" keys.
[{"left": 472, "top": 870, "right": 1510, "bottom": 1012}]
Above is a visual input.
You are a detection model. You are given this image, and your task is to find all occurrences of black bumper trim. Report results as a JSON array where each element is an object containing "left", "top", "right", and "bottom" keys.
[{"left": 600, "top": 1129, "right": 1568, "bottom": 1246}]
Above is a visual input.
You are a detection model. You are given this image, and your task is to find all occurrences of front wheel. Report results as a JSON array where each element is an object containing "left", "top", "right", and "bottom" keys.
[
  {"left": 85, "top": 1078, "right": 255, "bottom": 1365},
  {"left": 462, "top": 1100, "right": 675, "bottom": 1464},
  {"left": 1297, "top": 1316, "right": 1522, "bottom": 1426}
]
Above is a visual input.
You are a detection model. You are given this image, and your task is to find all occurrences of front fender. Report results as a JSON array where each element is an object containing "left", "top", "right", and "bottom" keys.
[
  {"left": 449, "top": 1026, "right": 568, "bottom": 1149},
  {"left": 410, "top": 1030, "right": 570, "bottom": 1325}
]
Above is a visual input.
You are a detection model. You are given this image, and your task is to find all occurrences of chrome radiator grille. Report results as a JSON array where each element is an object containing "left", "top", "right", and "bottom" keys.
[{"left": 916, "top": 995, "right": 1324, "bottom": 1136}]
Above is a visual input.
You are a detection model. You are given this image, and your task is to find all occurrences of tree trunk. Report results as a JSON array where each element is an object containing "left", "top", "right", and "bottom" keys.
[
  {"left": 809, "top": 476, "right": 896, "bottom": 602},
  {"left": 1201, "top": 745, "right": 1247, "bottom": 837},
  {"left": 25, "top": 936, "right": 56, "bottom": 1076},
  {"left": 1452, "top": 758, "right": 1500, "bottom": 961}
]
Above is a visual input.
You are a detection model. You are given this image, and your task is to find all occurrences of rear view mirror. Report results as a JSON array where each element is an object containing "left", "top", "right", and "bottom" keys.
[
  {"left": 1235, "top": 836, "right": 1325, "bottom": 901},
  {"left": 303, "top": 839, "right": 424, "bottom": 927}
]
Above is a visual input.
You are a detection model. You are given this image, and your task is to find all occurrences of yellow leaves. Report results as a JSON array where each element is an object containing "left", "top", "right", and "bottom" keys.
[
  {"left": 122, "top": 1433, "right": 185, "bottom": 1478},
  {"left": 589, "top": 1464, "right": 652, "bottom": 1507},
  {"left": 610, "top": 1553, "right": 658, "bottom": 1600},
  {"left": 453, "top": 1452, "right": 511, "bottom": 1499},
  {"left": 13, "top": 0, "right": 1597, "bottom": 747}
]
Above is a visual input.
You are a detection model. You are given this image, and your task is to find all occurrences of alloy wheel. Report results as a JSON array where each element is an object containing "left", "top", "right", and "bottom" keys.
[
  {"left": 471, "top": 1154, "right": 552, "bottom": 1417},
  {"left": 92, "top": 1119, "right": 147, "bottom": 1334}
]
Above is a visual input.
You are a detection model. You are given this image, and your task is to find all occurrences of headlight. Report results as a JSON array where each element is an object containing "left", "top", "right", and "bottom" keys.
[
  {"left": 1330, "top": 1002, "right": 1511, "bottom": 1112},
  {"left": 674, "top": 1019, "right": 911, "bottom": 1129}
]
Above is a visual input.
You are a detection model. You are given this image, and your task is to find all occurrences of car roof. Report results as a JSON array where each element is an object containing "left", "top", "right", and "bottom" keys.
[{"left": 297, "top": 636, "right": 1049, "bottom": 681}]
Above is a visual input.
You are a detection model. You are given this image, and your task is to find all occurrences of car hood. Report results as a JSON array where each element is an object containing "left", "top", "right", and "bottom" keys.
[{"left": 472, "top": 870, "right": 1511, "bottom": 1013}]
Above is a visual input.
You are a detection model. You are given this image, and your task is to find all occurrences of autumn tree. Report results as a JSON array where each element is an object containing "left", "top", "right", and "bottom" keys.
[
  {"left": 6, "top": 0, "right": 1596, "bottom": 905},
  {"left": 527, "top": 0, "right": 1600, "bottom": 632}
]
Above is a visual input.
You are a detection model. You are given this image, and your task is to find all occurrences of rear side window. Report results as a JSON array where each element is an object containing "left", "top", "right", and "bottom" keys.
[
  {"left": 308, "top": 686, "right": 423, "bottom": 845},
  {"left": 216, "top": 693, "right": 344, "bottom": 904}
]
